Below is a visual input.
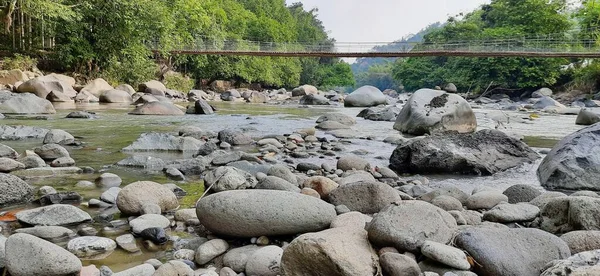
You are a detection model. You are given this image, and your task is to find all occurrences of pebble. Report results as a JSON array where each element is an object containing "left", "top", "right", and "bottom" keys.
[{"left": 421, "top": 241, "right": 471, "bottom": 270}]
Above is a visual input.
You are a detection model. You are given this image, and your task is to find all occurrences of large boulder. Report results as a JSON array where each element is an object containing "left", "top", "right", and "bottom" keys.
[
  {"left": 218, "top": 129, "right": 253, "bottom": 145},
  {"left": 300, "top": 94, "right": 329, "bottom": 105},
  {"left": 16, "top": 204, "right": 92, "bottom": 226},
  {"left": 196, "top": 190, "right": 336, "bottom": 237},
  {"left": 292, "top": 85, "right": 318, "bottom": 97},
  {"left": 204, "top": 166, "right": 257, "bottom": 192},
  {"left": 281, "top": 227, "right": 380, "bottom": 276},
  {"left": 576, "top": 109, "right": 600, "bottom": 126},
  {"left": 130, "top": 102, "right": 185, "bottom": 116},
  {"left": 357, "top": 106, "right": 400, "bottom": 121},
  {"left": 123, "top": 132, "right": 203, "bottom": 152},
  {"left": 74, "top": 90, "right": 100, "bottom": 103},
  {"left": 80, "top": 78, "right": 113, "bottom": 97},
  {"left": 561, "top": 231, "right": 600, "bottom": 254},
  {"left": 0, "top": 69, "right": 28, "bottom": 86},
  {"left": 116, "top": 181, "right": 179, "bottom": 215},
  {"left": 455, "top": 227, "right": 570, "bottom": 276},
  {"left": 190, "top": 99, "right": 214, "bottom": 115},
  {"left": 0, "top": 91, "right": 56, "bottom": 114},
  {"left": 0, "top": 173, "right": 34, "bottom": 207},
  {"left": 316, "top": 113, "right": 356, "bottom": 126},
  {"left": 541, "top": 250, "right": 600, "bottom": 276},
  {"left": 538, "top": 123, "right": 600, "bottom": 190},
  {"left": 139, "top": 80, "right": 167, "bottom": 93},
  {"left": 344, "top": 85, "right": 388, "bottom": 107},
  {"left": 393, "top": 89, "right": 476, "bottom": 135},
  {"left": 540, "top": 196, "right": 600, "bottom": 234},
  {"left": 390, "top": 130, "right": 539, "bottom": 175},
  {"left": 99, "top": 89, "right": 133, "bottom": 103},
  {"left": 367, "top": 201, "right": 457, "bottom": 253},
  {"left": 5, "top": 233, "right": 82, "bottom": 276},
  {"left": 0, "top": 125, "right": 48, "bottom": 140},
  {"left": 43, "top": 129, "right": 75, "bottom": 145},
  {"left": 328, "top": 182, "right": 402, "bottom": 214},
  {"left": 534, "top": 96, "right": 566, "bottom": 110},
  {"left": 17, "top": 75, "right": 77, "bottom": 99}
]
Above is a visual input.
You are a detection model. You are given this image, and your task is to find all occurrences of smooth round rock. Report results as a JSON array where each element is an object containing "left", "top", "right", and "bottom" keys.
[
  {"left": 223, "top": 245, "right": 260, "bottom": 273},
  {"left": 16, "top": 204, "right": 92, "bottom": 226},
  {"left": 196, "top": 190, "right": 336, "bottom": 237},
  {"left": 67, "top": 236, "right": 116, "bottom": 259},
  {"left": 380, "top": 252, "right": 421, "bottom": 276},
  {"left": 154, "top": 260, "right": 195, "bottom": 276},
  {"left": 116, "top": 181, "right": 179, "bottom": 215},
  {"left": 95, "top": 173, "right": 122, "bottom": 188},
  {"left": 6, "top": 233, "right": 82, "bottom": 276},
  {"left": 194, "top": 239, "right": 229, "bottom": 265},
  {"left": 116, "top": 234, "right": 140, "bottom": 253},
  {"left": 561, "top": 230, "right": 600, "bottom": 254},
  {"left": 129, "top": 214, "right": 170, "bottom": 234},
  {"left": 503, "top": 184, "right": 542, "bottom": 204},
  {"left": 421, "top": 240, "right": 470, "bottom": 270},
  {"left": 245, "top": 245, "right": 283, "bottom": 276},
  {"left": 466, "top": 191, "right": 508, "bottom": 210}
]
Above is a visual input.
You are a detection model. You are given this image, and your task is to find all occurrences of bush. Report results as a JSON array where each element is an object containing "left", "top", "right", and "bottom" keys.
[
  {"left": 102, "top": 57, "right": 157, "bottom": 88},
  {"left": 1, "top": 54, "right": 38, "bottom": 71},
  {"left": 163, "top": 72, "right": 195, "bottom": 92}
]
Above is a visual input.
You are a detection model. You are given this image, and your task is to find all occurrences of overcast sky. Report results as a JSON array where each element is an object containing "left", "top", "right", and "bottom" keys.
[{"left": 285, "top": 0, "right": 490, "bottom": 43}]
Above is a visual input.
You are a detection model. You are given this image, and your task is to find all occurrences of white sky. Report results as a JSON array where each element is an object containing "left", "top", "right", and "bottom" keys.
[{"left": 286, "top": 0, "right": 491, "bottom": 43}]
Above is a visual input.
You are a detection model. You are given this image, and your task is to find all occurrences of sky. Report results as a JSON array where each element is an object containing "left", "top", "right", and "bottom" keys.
[{"left": 285, "top": 0, "right": 490, "bottom": 43}]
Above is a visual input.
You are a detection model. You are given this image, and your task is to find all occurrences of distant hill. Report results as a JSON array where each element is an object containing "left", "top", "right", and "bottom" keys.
[{"left": 351, "top": 23, "right": 442, "bottom": 74}]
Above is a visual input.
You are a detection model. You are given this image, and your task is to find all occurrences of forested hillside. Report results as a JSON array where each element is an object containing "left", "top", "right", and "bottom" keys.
[
  {"left": 0, "top": 0, "right": 354, "bottom": 88},
  {"left": 392, "top": 0, "right": 600, "bottom": 94}
]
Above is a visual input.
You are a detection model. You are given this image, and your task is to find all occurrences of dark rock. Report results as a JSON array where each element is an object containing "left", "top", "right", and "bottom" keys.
[
  {"left": 576, "top": 109, "right": 600, "bottom": 126},
  {"left": 38, "top": 192, "right": 82, "bottom": 206},
  {"left": 140, "top": 227, "right": 168, "bottom": 245},
  {"left": 503, "top": 184, "right": 542, "bottom": 204}
]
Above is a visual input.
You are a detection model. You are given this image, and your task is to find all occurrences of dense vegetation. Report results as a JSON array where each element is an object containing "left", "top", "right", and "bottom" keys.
[
  {"left": 0, "top": 0, "right": 354, "bottom": 89},
  {"left": 391, "top": 0, "right": 600, "bottom": 94}
]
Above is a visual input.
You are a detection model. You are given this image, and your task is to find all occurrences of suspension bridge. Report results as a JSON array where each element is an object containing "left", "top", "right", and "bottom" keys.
[{"left": 153, "top": 33, "right": 600, "bottom": 58}]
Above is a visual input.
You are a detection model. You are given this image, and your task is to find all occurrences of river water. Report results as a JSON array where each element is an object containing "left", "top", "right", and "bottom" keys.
[{"left": 0, "top": 101, "right": 592, "bottom": 271}]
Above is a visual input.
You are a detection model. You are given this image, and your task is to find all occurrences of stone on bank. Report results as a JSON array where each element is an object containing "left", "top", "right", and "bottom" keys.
[{"left": 5, "top": 233, "right": 82, "bottom": 276}]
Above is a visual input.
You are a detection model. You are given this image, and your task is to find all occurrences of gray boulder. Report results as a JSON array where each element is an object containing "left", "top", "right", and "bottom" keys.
[
  {"left": 218, "top": 129, "right": 253, "bottom": 145},
  {"left": 393, "top": 89, "right": 476, "bottom": 135},
  {"left": 17, "top": 75, "right": 77, "bottom": 99},
  {"left": 532, "top": 87, "right": 553, "bottom": 98},
  {"left": 300, "top": 94, "right": 329, "bottom": 105},
  {"left": 329, "top": 182, "right": 401, "bottom": 214},
  {"left": 503, "top": 184, "right": 542, "bottom": 204},
  {"left": 67, "top": 236, "right": 116, "bottom": 259},
  {"left": 116, "top": 181, "right": 179, "bottom": 215},
  {"left": 541, "top": 249, "right": 600, "bottom": 276},
  {"left": 390, "top": 130, "right": 539, "bottom": 175},
  {"left": 367, "top": 201, "right": 457, "bottom": 252},
  {"left": 281, "top": 227, "right": 380, "bottom": 276},
  {"left": 223, "top": 245, "right": 260, "bottom": 273},
  {"left": 0, "top": 173, "right": 34, "bottom": 207},
  {"left": 0, "top": 125, "right": 48, "bottom": 140},
  {"left": 123, "top": 132, "right": 203, "bottom": 152},
  {"left": 34, "top": 144, "right": 70, "bottom": 160},
  {"left": 538, "top": 123, "right": 600, "bottom": 190},
  {"left": 256, "top": 176, "right": 300, "bottom": 192},
  {"left": 113, "top": 264, "right": 155, "bottom": 276},
  {"left": 0, "top": 158, "right": 25, "bottom": 172},
  {"left": 0, "top": 91, "right": 56, "bottom": 114},
  {"left": 204, "top": 166, "right": 257, "bottom": 192},
  {"left": 99, "top": 89, "right": 133, "bottom": 103},
  {"left": 534, "top": 96, "right": 566, "bottom": 110},
  {"left": 192, "top": 99, "right": 214, "bottom": 115},
  {"left": 0, "top": 144, "right": 17, "bottom": 159},
  {"left": 337, "top": 155, "right": 371, "bottom": 171},
  {"left": 455, "top": 227, "right": 570, "bottom": 276},
  {"left": 292, "top": 85, "right": 318, "bottom": 97},
  {"left": 5, "top": 233, "right": 82, "bottom": 276},
  {"left": 576, "top": 109, "right": 600, "bottom": 125},
  {"left": 482, "top": 203, "right": 540, "bottom": 223},
  {"left": 80, "top": 78, "right": 113, "bottom": 97},
  {"left": 561, "top": 231, "right": 600, "bottom": 254},
  {"left": 43, "top": 129, "right": 75, "bottom": 145},
  {"left": 540, "top": 196, "right": 600, "bottom": 234},
  {"left": 154, "top": 260, "right": 194, "bottom": 276},
  {"left": 245, "top": 245, "right": 283, "bottom": 276},
  {"left": 14, "top": 226, "right": 74, "bottom": 242},
  {"left": 130, "top": 102, "right": 184, "bottom": 116},
  {"left": 196, "top": 190, "right": 336, "bottom": 237},
  {"left": 316, "top": 113, "right": 356, "bottom": 126},
  {"left": 129, "top": 214, "right": 170, "bottom": 234},
  {"left": 16, "top": 204, "right": 92, "bottom": 226},
  {"left": 194, "top": 239, "right": 229, "bottom": 265},
  {"left": 380, "top": 252, "right": 421, "bottom": 276},
  {"left": 0, "top": 235, "right": 5, "bottom": 268},
  {"left": 357, "top": 106, "right": 400, "bottom": 121},
  {"left": 344, "top": 85, "right": 388, "bottom": 107}
]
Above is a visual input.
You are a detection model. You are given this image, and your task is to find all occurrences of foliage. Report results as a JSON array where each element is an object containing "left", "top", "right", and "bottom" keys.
[
  {"left": 164, "top": 72, "right": 195, "bottom": 93},
  {"left": 356, "top": 63, "right": 400, "bottom": 91},
  {"left": 1, "top": 53, "right": 37, "bottom": 71},
  {"left": 392, "top": 0, "right": 572, "bottom": 93}
]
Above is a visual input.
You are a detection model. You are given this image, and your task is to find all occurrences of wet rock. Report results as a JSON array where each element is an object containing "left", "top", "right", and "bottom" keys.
[
  {"left": 140, "top": 227, "right": 168, "bottom": 245},
  {"left": 154, "top": 260, "right": 195, "bottom": 276},
  {"left": 0, "top": 157, "right": 25, "bottom": 172},
  {"left": 281, "top": 227, "right": 380, "bottom": 276},
  {"left": 66, "top": 111, "right": 94, "bottom": 119},
  {"left": 195, "top": 239, "right": 229, "bottom": 265},
  {"left": 466, "top": 191, "right": 508, "bottom": 210},
  {"left": 123, "top": 132, "right": 203, "bottom": 152},
  {"left": 166, "top": 157, "right": 210, "bottom": 175},
  {"left": 246, "top": 245, "right": 283, "bottom": 276},
  {"left": 34, "top": 143, "right": 70, "bottom": 161},
  {"left": 576, "top": 109, "right": 600, "bottom": 125},
  {"left": 164, "top": 167, "right": 185, "bottom": 181},
  {"left": 380, "top": 252, "right": 421, "bottom": 276},
  {"left": 100, "top": 187, "right": 121, "bottom": 204},
  {"left": 421, "top": 241, "right": 470, "bottom": 270},
  {"left": 196, "top": 190, "right": 336, "bottom": 237},
  {"left": 393, "top": 89, "right": 476, "bottom": 135},
  {"left": 95, "top": 173, "right": 122, "bottom": 188},
  {"left": 130, "top": 102, "right": 185, "bottom": 115},
  {"left": 218, "top": 129, "right": 253, "bottom": 145},
  {"left": 316, "top": 121, "right": 351, "bottom": 130},
  {"left": 534, "top": 96, "right": 566, "bottom": 110},
  {"left": 538, "top": 123, "right": 600, "bottom": 190},
  {"left": 43, "top": 129, "right": 75, "bottom": 145},
  {"left": 223, "top": 245, "right": 260, "bottom": 273},
  {"left": 17, "top": 204, "right": 92, "bottom": 226},
  {"left": 18, "top": 154, "right": 47, "bottom": 169},
  {"left": 50, "top": 156, "right": 75, "bottom": 167},
  {"left": 38, "top": 191, "right": 82, "bottom": 206},
  {"left": 211, "top": 151, "right": 243, "bottom": 165},
  {"left": 483, "top": 202, "right": 540, "bottom": 223},
  {"left": 112, "top": 264, "right": 155, "bottom": 276},
  {"left": 300, "top": 94, "right": 329, "bottom": 105},
  {"left": 561, "top": 231, "right": 600, "bottom": 254},
  {"left": 344, "top": 85, "right": 387, "bottom": 107},
  {"left": 541, "top": 249, "right": 600, "bottom": 276},
  {"left": 129, "top": 214, "right": 170, "bottom": 234},
  {"left": 503, "top": 184, "right": 542, "bottom": 204},
  {"left": 455, "top": 227, "right": 570, "bottom": 276},
  {"left": 76, "top": 180, "right": 95, "bottom": 189},
  {"left": 0, "top": 125, "right": 48, "bottom": 140},
  {"left": 255, "top": 176, "right": 300, "bottom": 192},
  {"left": 5, "top": 233, "right": 82, "bottom": 276},
  {"left": 14, "top": 226, "right": 74, "bottom": 242},
  {"left": 116, "top": 234, "right": 140, "bottom": 253},
  {"left": 357, "top": 106, "right": 400, "bottom": 121},
  {"left": 173, "top": 249, "right": 195, "bottom": 261},
  {"left": 67, "top": 236, "right": 116, "bottom": 259},
  {"left": 316, "top": 113, "right": 356, "bottom": 126},
  {"left": 367, "top": 201, "right": 457, "bottom": 252},
  {"left": 99, "top": 89, "right": 133, "bottom": 103},
  {"left": 329, "top": 181, "right": 401, "bottom": 214},
  {"left": 390, "top": 130, "right": 539, "bottom": 175},
  {"left": 116, "top": 181, "right": 179, "bottom": 215},
  {"left": 204, "top": 166, "right": 257, "bottom": 192},
  {"left": 1, "top": 91, "right": 56, "bottom": 114}
]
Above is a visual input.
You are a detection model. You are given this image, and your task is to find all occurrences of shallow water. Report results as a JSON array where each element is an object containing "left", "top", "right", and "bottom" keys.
[{"left": 0, "top": 100, "right": 590, "bottom": 271}]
